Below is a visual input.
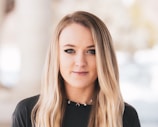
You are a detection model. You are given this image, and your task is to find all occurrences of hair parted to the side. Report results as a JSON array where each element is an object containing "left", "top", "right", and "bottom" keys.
[{"left": 31, "top": 11, "right": 124, "bottom": 127}]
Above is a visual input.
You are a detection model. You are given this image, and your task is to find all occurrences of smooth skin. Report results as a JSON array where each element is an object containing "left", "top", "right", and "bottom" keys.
[{"left": 59, "top": 23, "right": 97, "bottom": 104}]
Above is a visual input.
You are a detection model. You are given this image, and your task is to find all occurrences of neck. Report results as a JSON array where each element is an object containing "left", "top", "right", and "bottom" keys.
[{"left": 65, "top": 85, "right": 95, "bottom": 105}]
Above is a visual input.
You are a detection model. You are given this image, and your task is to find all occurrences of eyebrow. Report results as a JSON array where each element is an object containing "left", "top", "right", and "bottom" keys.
[{"left": 63, "top": 44, "right": 95, "bottom": 48}]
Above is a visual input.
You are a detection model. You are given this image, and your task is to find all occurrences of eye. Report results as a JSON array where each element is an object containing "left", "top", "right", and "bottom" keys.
[
  {"left": 87, "top": 49, "right": 95, "bottom": 55},
  {"left": 64, "top": 49, "right": 75, "bottom": 54}
]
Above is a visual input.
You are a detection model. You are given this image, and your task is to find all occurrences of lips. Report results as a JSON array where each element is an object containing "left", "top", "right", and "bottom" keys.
[{"left": 72, "top": 71, "right": 88, "bottom": 75}]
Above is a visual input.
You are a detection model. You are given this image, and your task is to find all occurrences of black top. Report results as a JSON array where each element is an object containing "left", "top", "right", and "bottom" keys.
[{"left": 12, "top": 95, "right": 141, "bottom": 127}]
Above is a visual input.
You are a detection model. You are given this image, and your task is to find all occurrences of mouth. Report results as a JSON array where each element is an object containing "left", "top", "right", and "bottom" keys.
[{"left": 72, "top": 71, "right": 88, "bottom": 75}]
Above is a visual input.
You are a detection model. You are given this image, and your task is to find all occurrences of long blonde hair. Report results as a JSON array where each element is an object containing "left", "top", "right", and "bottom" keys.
[{"left": 31, "top": 11, "right": 124, "bottom": 127}]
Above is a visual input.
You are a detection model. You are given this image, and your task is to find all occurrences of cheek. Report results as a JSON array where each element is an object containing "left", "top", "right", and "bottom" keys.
[
  {"left": 59, "top": 55, "right": 72, "bottom": 76},
  {"left": 59, "top": 62, "right": 67, "bottom": 81},
  {"left": 60, "top": 52, "right": 67, "bottom": 66},
  {"left": 90, "top": 59, "right": 97, "bottom": 76},
  {"left": 90, "top": 58, "right": 97, "bottom": 69},
  {"left": 60, "top": 55, "right": 71, "bottom": 67}
]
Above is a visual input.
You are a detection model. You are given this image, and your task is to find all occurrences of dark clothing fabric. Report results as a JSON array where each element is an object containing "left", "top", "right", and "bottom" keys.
[{"left": 12, "top": 95, "right": 141, "bottom": 127}]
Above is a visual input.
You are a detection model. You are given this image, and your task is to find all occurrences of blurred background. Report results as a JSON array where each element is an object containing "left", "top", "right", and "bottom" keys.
[{"left": 0, "top": 0, "right": 158, "bottom": 127}]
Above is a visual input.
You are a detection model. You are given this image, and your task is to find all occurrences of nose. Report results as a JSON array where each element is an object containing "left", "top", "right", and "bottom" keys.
[{"left": 75, "top": 52, "right": 87, "bottom": 67}]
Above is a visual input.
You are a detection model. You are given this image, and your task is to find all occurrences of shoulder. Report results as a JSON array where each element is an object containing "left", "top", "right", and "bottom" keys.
[
  {"left": 123, "top": 103, "right": 141, "bottom": 127},
  {"left": 14, "top": 95, "right": 39, "bottom": 114},
  {"left": 12, "top": 95, "right": 39, "bottom": 127},
  {"left": 13, "top": 95, "right": 39, "bottom": 119},
  {"left": 17, "top": 95, "right": 39, "bottom": 107},
  {"left": 124, "top": 103, "right": 138, "bottom": 117}
]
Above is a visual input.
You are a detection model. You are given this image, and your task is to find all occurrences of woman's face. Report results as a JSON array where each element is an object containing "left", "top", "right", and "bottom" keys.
[{"left": 59, "top": 23, "right": 97, "bottom": 90}]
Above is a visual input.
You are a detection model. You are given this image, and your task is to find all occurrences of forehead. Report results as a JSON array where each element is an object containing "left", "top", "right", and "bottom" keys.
[{"left": 59, "top": 23, "right": 94, "bottom": 46}]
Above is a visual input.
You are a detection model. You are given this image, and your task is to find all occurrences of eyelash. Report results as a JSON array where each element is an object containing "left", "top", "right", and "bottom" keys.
[
  {"left": 64, "top": 49, "right": 75, "bottom": 54},
  {"left": 64, "top": 49, "right": 95, "bottom": 55},
  {"left": 87, "top": 49, "right": 95, "bottom": 55}
]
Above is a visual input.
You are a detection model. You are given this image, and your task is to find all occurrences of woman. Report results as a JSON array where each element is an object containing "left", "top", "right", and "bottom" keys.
[{"left": 12, "top": 11, "right": 141, "bottom": 127}]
